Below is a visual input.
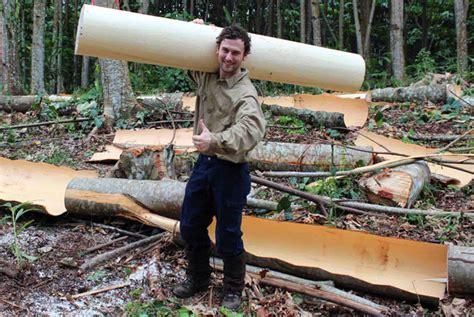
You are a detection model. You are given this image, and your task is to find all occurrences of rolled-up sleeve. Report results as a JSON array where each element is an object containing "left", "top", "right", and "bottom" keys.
[{"left": 209, "top": 96, "right": 266, "bottom": 156}]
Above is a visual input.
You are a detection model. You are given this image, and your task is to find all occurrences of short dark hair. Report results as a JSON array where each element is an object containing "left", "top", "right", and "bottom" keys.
[{"left": 216, "top": 25, "right": 251, "bottom": 56}]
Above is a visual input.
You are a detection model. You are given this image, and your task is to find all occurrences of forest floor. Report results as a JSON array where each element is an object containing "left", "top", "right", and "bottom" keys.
[{"left": 0, "top": 96, "right": 473, "bottom": 316}]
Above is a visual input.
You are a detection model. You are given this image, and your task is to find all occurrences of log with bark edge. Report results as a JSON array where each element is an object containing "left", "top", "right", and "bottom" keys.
[
  {"left": 448, "top": 245, "right": 474, "bottom": 296},
  {"left": 368, "top": 84, "right": 459, "bottom": 104},
  {"left": 358, "top": 162, "right": 430, "bottom": 208},
  {"left": 107, "top": 142, "right": 374, "bottom": 180}
]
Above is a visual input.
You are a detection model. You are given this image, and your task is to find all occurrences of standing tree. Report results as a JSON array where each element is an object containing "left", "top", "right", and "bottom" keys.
[
  {"left": 454, "top": 0, "right": 469, "bottom": 77},
  {"left": 276, "top": 0, "right": 282, "bottom": 38},
  {"left": 0, "top": 1, "right": 4, "bottom": 91},
  {"left": 311, "top": 0, "right": 321, "bottom": 46},
  {"left": 352, "top": 0, "right": 375, "bottom": 59},
  {"left": 300, "top": 0, "right": 306, "bottom": 43},
  {"left": 390, "top": 0, "right": 405, "bottom": 81},
  {"left": 138, "top": 0, "right": 150, "bottom": 14},
  {"left": 52, "top": 0, "right": 64, "bottom": 93},
  {"left": 338, "top": 0, "right": 344, "bottom": 49},
  {"left": 31, "top": 0, "right": 46, "bottom": 94},
  {"left": 95, "top": 0, "right": 137, "bottom": 129},
  {"left": 2, "top": 0, "right": 23, "bottom": 94}
]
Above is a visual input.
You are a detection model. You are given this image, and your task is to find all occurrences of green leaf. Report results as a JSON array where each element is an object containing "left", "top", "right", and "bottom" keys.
[{"left": 277, "top": 196, "right": 291, "bottom": 211}]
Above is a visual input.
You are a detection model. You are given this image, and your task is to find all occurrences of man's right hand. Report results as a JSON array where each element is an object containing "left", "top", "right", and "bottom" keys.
[{"left": 191, "top": 18, "right": 204, "bottom": 24}]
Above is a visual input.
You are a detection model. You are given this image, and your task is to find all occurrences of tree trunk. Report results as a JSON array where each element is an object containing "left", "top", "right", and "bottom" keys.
[
  {"left": 359, "top": 162, "right": 430, "bottom": 208},
  {"left": 138, "top": 0, "right": 150, "bottom": 14},
  {"left": 311, "top": 0, "right": 321, "bottom": 46},
  {"left": 52, "top": 0, "right": 64, "bottom": 93},
  {"left": 276, "top": 0, "right": 282, "bottom": 38},
  {"left": 448, "top": 245, "right": 474, "bottom": 296},
  {"left": 362, "top": 0, "right": 375, "bottom": 59},
  {"left": 94, "top": 0, "right": 137, "bottom": 129},
  {"left": 454, "top": 0, "right": 469, "bottom": 78},
  {"left": 421, "top": 0, "right": 429, "bottom": 50},
  {"left": 300, "top": 0, "right": 306, "bottom": 43},
  {"left": 2, "top": 0, "right": 23, "bottom": 95},
  {"left": 262, "top": 103, "right": 346, "bottom": 128},
  {"left": 266, "top": 0, "right": 274, "bottom": 36},
  {"left": 81, "top": 56, "right": 90, "bottom": 89},
  {"left": 66, "top": 178, "right": 277, "bottom": 221},
  {"left": 352, "top": 0, "right": 363, "bottom": 56},
  {"left": 369, "top": 84, "right": 448, "bottom": 103},
  {"left": 390, "top": 0, "right": 404, "bottom": 81},
  {"left": 31, "top": 0, "right": 46, "bottom": 95},
  {"left": 0, "top": 0, "right": 6, "bottom": 91},
  {"left": 256, "top": 0, "right": 263, "bottom": 33},
  {"left": 338, "top": 0, "right": 344, "bottom": 49}
]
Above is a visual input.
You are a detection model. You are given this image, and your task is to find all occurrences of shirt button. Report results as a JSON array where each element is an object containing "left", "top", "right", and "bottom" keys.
[{"left": 208, "top": 157, "right": 211, "bottom": 161}]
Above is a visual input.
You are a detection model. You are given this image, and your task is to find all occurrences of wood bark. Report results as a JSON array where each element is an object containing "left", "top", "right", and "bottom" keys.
[
  {"left": 276, "top": 0, "right": 282, "bottom": 38},
  {"left": 108, "top": 143, "right": 373, "bottom": 181},
  {"left": 390, "top": 0, "right": 405, "bottom": 81},
  {"left": 262, "top": 103, "right": 346, "bottom": 129},
  {"left": 52, "top": 0, "right": 64, "bottom": 93},
  {"left": 81, "top": 57, "right": 90, "bottom": 89},
  {"left": 300, "top": 0, "right": 306, "bottom": 43},
  {"left": 266, "top": 0, "right": 274, "bottom": 37},
  {"left": 338, "top": 0, "right": 344, "bottom": 49},
  {"left": 65, "top": 178, "right": 278, "bottom": 221},
  {"left": 311, "top": 0, "right": 321, "bottom": 46},
  {"left": 0, "top": 95, "right": 73, "bottom": 112},
  {"left": 138, "top": 0, "right": 150, "bottom": 14},
  {"left": 454, "top": 0, "right": 469, "bottom": 77},
  {"left": 2, "top": 0, "right": 23, "bottom": 94},
  {"left": 359, "top": 162, "right": 430, "bottom": 208},
  {"left": 448, "top": 245, "right": 474, "bottom": 296},
  {"left": 352, "top": 0, "right": 363, "bottom": 56},
  {"left": 94, "top": 0, "right": 137, "bottom": 129},
  {"left": 0, "top": 2, "right": 4, "bottom": 91},
  {"left": 31, "top": 0, "right": 46, "bottom": 95},
  {"left": 369, "top": 84, "right": 449, "bottom": 103}
]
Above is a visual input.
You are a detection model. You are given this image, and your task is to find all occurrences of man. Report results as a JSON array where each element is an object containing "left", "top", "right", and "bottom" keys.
[{"left": 172, "top": 22, "right": 266, "bottom": 310}]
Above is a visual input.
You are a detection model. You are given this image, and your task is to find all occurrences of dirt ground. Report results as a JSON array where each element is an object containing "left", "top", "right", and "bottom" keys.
[{"left": 0, "top": 99, "right": 473, "bottom": 316}]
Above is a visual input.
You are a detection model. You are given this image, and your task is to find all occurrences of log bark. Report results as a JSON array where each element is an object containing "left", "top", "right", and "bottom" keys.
[
  {"left": 262, "top": 103, "right": 346, "bottom": 129},
  {"left": 359, "top": 162, "right": 430, "bottom": 208},
  {"left": 448, "top": 245, "right": 474, "bottom": 296},
  {"left": 107, "top": 143, "right": 374, "bottom": 180},
  {"left": 65, "top": 178, "right": 278, "bottom": 221},
  {"left": 369, "top": 84, "right": 449, "bottom": 103}
]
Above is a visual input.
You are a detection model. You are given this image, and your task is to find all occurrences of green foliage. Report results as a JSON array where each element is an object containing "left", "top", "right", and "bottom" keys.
[
  {"left": 37, "top": 147, "right": 75, "bottom": 166},
  {"left": 1, "top": 202, "right": 38, "bottom": 267},
  {"left": 86, "top": 270, "right": 106, "bottom": 282},
  {"left": 275, "top": 115, "right": 306, "bottom": 135},
  {"left": 124, "top": 299, "right": 194, "bottom": 317},
  {"left": 406, "top": 49, "right": 437, "bottom": 81},
  {"left": 219, "top": 307, "right": 244, "bottom": 317}
]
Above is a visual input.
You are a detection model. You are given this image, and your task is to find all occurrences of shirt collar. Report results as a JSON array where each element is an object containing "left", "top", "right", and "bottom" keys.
[{"left": 217, "top": 69, "right": 248, "bottom": 88}]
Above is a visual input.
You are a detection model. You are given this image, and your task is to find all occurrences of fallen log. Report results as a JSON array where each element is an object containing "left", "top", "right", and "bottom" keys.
[
  {"left": 0, "top": 95, "right": 73, "bottom": 113},
  {"left": 107, "top": 143, "right": 374, "bottom": 179},
  {"left": 65, "top": 178, "right": 278, "bottom": 220},
  {"left": 262, "top": 103, "right": 346, "bottom": 129},
  {"left": 448, "top": 245, "right": 474, "bottom": 296},
  {"left": 211, "top": 258, "right": 389, "bottom": 316},
  {"left": 359, "top": 162, "right": 430, "bottom": 208},
  {"left": 368, "top": 84, "right": 456, "bottom": 104}
]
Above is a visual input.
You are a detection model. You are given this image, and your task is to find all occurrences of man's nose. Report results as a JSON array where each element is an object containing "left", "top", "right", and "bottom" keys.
[{"left": 225, "top": 53, "right": 233, "bottom": 60}]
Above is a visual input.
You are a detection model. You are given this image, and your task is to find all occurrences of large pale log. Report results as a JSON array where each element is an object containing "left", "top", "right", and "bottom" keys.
[
  {"left": 106, "top": 142, "right": 374, "bottom": 180},
  {"left": 262, "top": 103, "right": 346, "bottom": 128},
  {"left": 65, "top": 178, "right": 277, "bottom": 220},
  {"left": 0, "top": 95, "right": 74, "bottom": 113},
  {"left": 369, "top": 84, "right": 461, "bottom": 104},
  {"left": 359, "top": 162, "right": 430, "bottom": 208},
  {"left": 448, "top": 245, "right": 474, "bottom": 296},
  {"left": 75, "top": 5, "right": 365, "bottom": 92}
]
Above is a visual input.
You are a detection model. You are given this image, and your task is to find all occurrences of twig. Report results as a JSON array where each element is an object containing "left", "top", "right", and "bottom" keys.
[
  {"left": 436, "top": 128, "right": 474, "bottom": 153},
  {"left": 84, "top": 235, "right": 129, "bottom": 253},
  {"left": 0, "top": 118, "right": 92, "bottom": 131},
  {"left": 251, "top": 175, "right": 474, "bottom": 218},
  {"left": 447, "top": 89, "right": 473, "bottom": 107},
  {"left": 80, "top": 232, "right": 166, "bottom": 271},
  {"left": 211, "top": 258, "right": 388, "bottom": 316},
  {"left": 408, "top": 133, "right": 474, "bottom": 142},
  {"left": 70, "top": 283, "right": 129, "bottom": 299},
  {"left": 147, "top": 119, "right": 193, "bottom": 125},
  {"left": 0, "top": 298, "right": 27, "bottom": 311},
  {"left": 74, "top": 220, "right": 147, "bottom": 239}
]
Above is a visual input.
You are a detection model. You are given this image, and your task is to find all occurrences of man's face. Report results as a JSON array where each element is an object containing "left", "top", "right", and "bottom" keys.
[{"left": 216, "top": 38, "right": 246, "bottom": 79}]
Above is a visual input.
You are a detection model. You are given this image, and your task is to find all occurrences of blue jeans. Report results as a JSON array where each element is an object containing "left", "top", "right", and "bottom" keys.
[{"left": 180, "top": 154, "right": 250, "bottom": 257}]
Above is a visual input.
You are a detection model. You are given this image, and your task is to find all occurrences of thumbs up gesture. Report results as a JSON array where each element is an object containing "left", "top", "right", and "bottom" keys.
[{"left": 192, "top": 119, "right": 212, "bottom": 152}]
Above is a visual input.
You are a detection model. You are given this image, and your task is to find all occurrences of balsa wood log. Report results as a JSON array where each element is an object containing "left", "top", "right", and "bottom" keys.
[
  {"left": 262, "top": 104, "right": 346, "bottom": 128},
  {"left": 368, "top": 84, "right": 458, "bottom": 103},
  {"left": 75, "top": 5, "right": 365, "bottom": 92},
  {"left": 65, "top": 178, "right": 277, "bottom": 220},
  {"left": 358, "top": 162, "right": 430, "bottom": 208},
  {"left": 107, "top": 143, "right": 374, "bottom": 180},
  {"left": 448, "top": 245, "right": 474, "bottom": 296}
]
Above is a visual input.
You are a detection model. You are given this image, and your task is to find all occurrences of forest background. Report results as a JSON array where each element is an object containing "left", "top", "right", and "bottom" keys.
[{"left": 1, "top": 0, "right": 472, "bottom": 102}]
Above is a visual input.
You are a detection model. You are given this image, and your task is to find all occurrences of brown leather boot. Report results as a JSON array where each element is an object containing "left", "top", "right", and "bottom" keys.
[
  {"left": 172, "top": 247, "right": 211, "bottom": 298},
  {"left": 222, "top": 252, "right": 246, "bottom": 310}
]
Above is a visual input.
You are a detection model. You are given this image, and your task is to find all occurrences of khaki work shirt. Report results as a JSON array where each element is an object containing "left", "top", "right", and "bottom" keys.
[{"left": 188, "top": 69, "right": 266, "bottom": 163}]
